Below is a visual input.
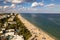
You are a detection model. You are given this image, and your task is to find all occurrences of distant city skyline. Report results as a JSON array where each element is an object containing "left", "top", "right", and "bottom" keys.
[{"left": 0, "top": 0, "right": 60, "bottom": 13}]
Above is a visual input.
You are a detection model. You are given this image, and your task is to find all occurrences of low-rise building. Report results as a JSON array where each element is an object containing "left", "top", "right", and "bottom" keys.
[
  {"left": 6, "top": 29, "right": 14, "bottom": 32},
  {"left": 8, "top": 21, "right": 16, "bottom": 24},
  {"left": 11, "top": 35, "right": 24, "bottom": 40},
  {"left": 5, "top": 32, "right": 14, "bottom": 36}
]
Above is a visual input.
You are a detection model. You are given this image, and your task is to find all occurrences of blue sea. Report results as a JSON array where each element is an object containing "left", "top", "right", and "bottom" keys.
[{"left": 20, "top": 13, "right": 60, "bottom": 40}]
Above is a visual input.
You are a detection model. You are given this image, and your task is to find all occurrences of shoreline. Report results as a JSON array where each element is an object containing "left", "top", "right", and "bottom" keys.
[{"left": 17, "top": 14, "right": 55, "bottom": 40}]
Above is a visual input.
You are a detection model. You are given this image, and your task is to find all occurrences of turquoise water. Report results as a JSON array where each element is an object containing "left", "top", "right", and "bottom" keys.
[{"left": 21, "top": 13, "right": 60, "bottom": 40}]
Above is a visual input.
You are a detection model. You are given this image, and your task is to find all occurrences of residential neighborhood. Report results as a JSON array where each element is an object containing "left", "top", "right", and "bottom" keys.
[{"left": 0, "top": 13, "right": 32, "bottom": 40}]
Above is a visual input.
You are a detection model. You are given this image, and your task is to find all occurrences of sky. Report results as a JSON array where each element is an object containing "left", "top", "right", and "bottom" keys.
[{"left": 0, "top": 0, "right": 60, "bottom": 13}]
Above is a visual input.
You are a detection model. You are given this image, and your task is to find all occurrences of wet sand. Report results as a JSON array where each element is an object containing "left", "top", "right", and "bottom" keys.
[{"left": 17, "top": 14, "right": 55, "bottom": 40}]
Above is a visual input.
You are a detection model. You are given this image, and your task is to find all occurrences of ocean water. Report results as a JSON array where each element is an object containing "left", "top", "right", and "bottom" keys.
[{"left": 21, "top": 13, "right": 60, "bottom": 40}]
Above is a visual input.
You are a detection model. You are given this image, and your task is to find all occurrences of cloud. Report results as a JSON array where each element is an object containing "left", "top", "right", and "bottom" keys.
[
  {"left": 44, "top": 4, "right": 55, "bottom": 8},
  {"left": 0, "top": 4, "right": 16, "bottom": 13},
  {"left": 31, "top": 2, "right": 38, "bottom": 7},
  {"left": 5, "top": 0, "right": 24, "bottom": 4},
  {"left": 3, "top": 4, "right": 16, "bottom": 9},
  {"left": 0, "top": 5, "right": 17, "bottom": 13},
  {"left": 17, "top": 7, "right": 60, "bottom": 13},
  {"left": 10, "top": 4, "right": 16, "bottom": 8},
  {"left": 16, "top": 5, "right": 60, "bottom": 13},
  {"left": 1, "top": 6, "right": 60, "bottom": 13},
  {"left": 39, "top": 2, "right": 44, "bottom": 6},
  {"left": 31, "top": 2, "right": 44, "bottom": 7},
  {"left": 5, "top": 0, "right": 35, "bottom": 4},
  {"left": 4, "top": 6, "right": 9, "bottom": 9},
  {"left": 12, "top": 0, "right": 24, "bottom": 3}
]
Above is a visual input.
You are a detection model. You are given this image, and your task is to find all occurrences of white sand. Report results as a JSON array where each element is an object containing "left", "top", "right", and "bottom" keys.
[{"left": 17, "top": 14, "right": 55, "bottom": 40}]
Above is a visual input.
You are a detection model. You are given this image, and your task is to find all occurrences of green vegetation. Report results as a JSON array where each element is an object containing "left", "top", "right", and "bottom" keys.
[
  {"left": 13, "top": 14, "right": 32, "bottom": 40},
  {"left": 0, "top": 13, "right": 32, "bottom": 40}
]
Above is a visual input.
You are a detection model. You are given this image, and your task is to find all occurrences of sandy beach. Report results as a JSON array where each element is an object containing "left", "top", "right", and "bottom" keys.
[{"left": 17, "top": 14, "right": 55, "bottom": 40}]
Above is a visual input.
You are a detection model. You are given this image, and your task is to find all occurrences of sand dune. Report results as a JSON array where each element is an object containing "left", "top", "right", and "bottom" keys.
[{"left": 17, "top": 14, "right": 55, "bottom": 40}]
